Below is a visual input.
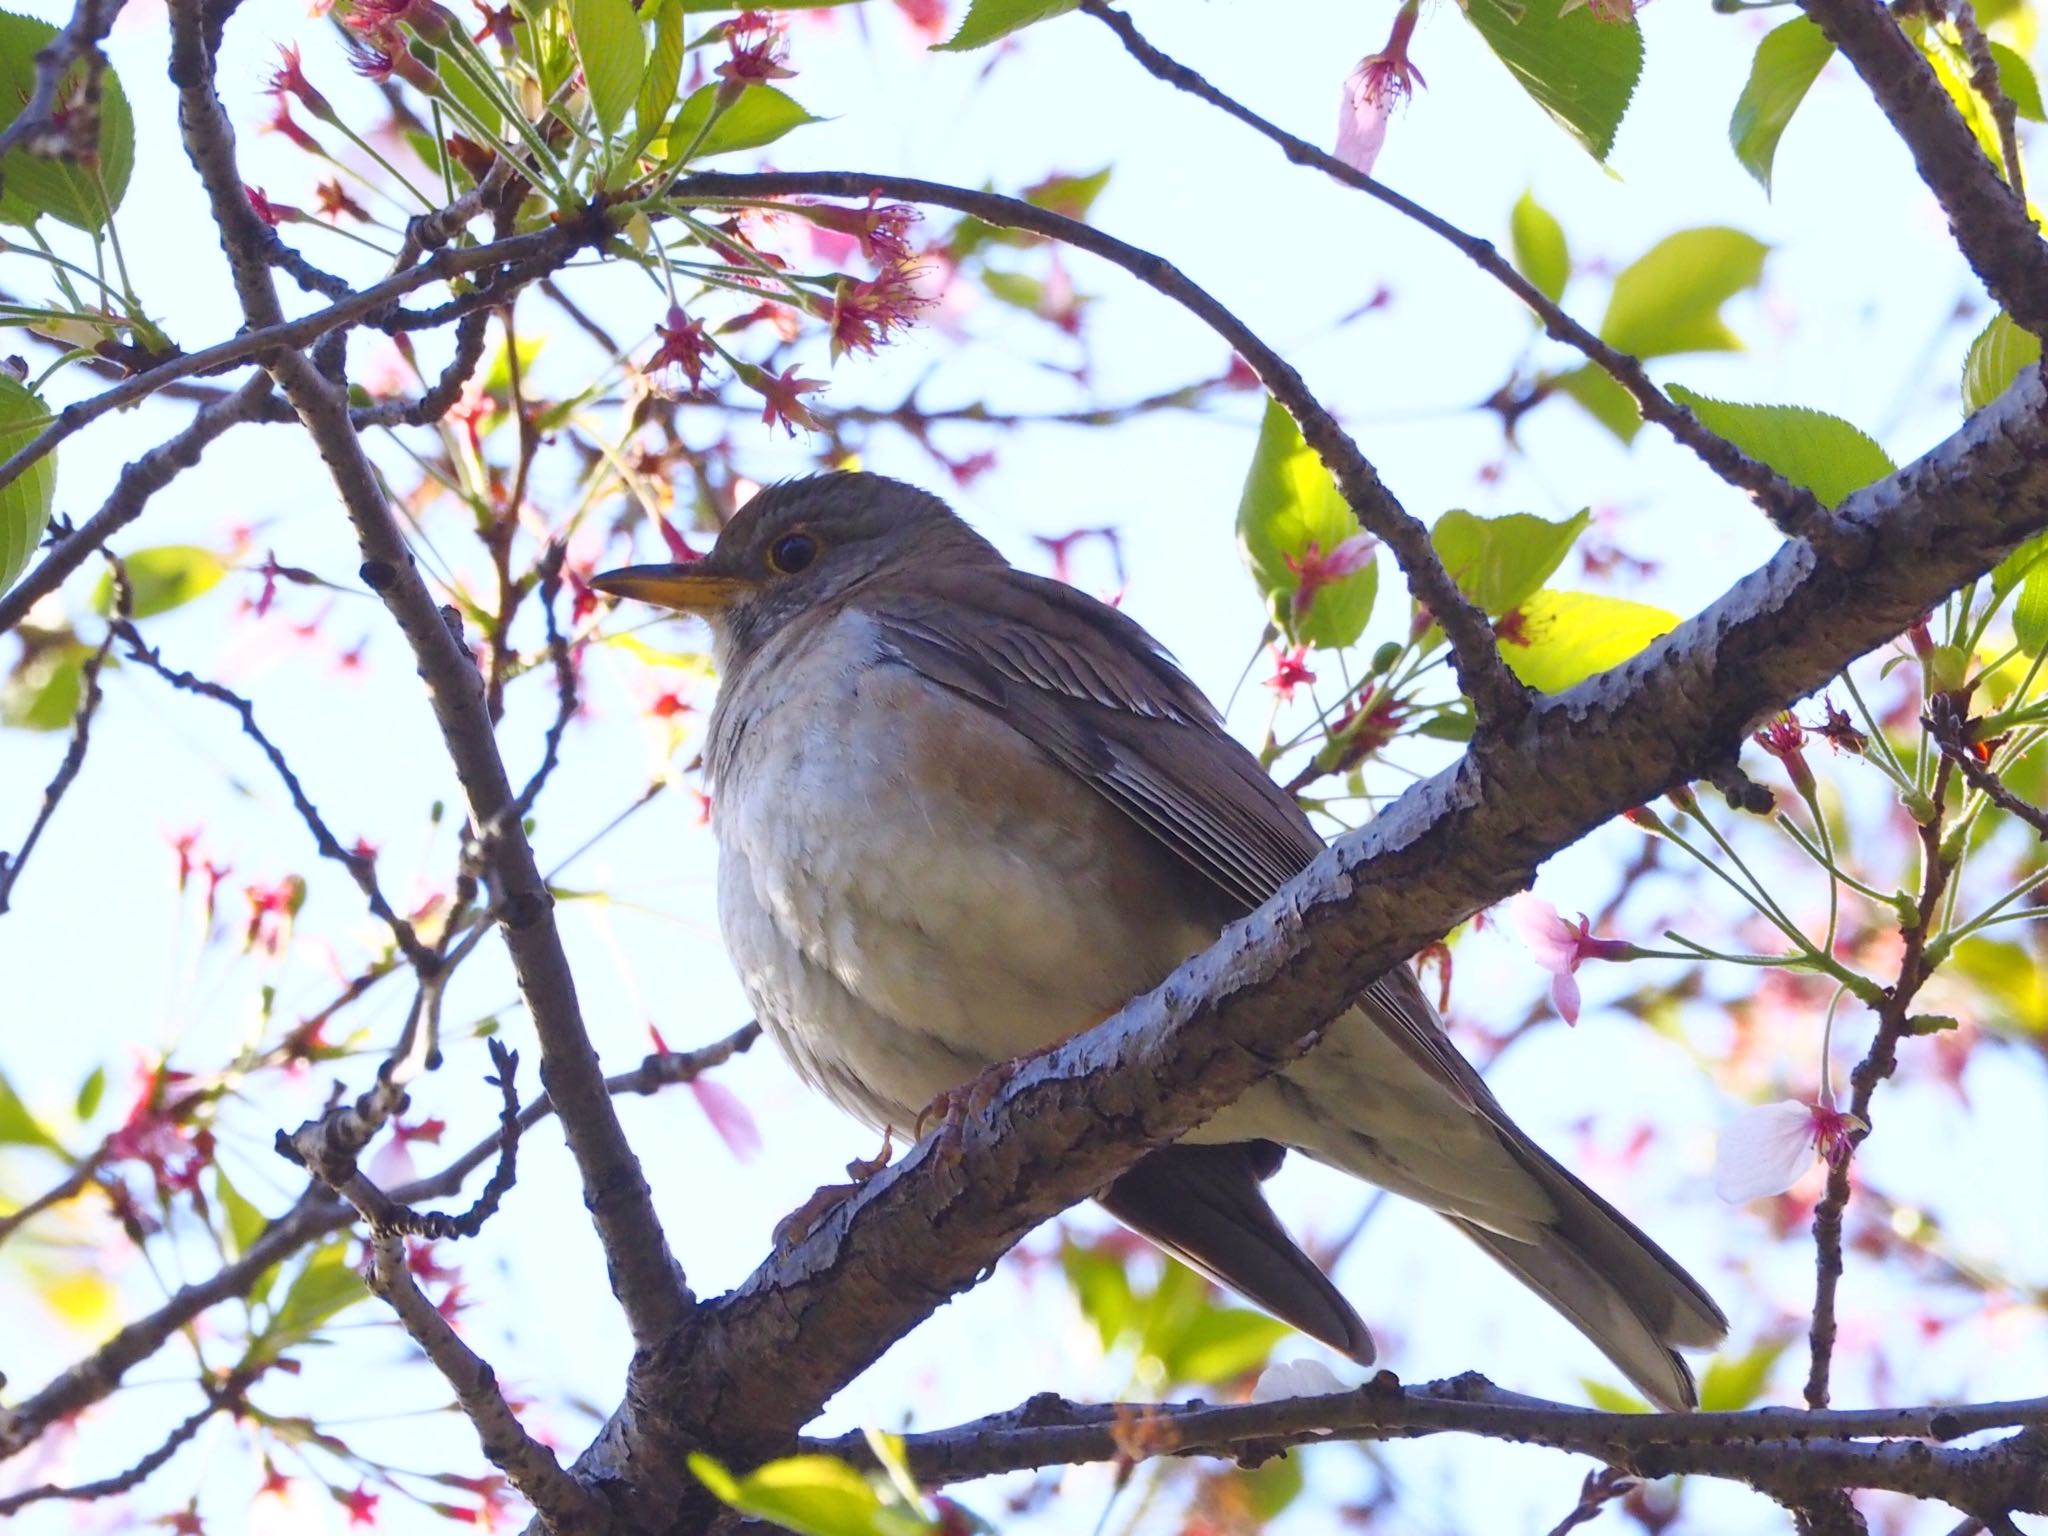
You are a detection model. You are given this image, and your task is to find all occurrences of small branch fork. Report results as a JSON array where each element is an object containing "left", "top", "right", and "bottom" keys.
[
  {"left": 0, "top": 0, "right": 124, "bottom": 167},
  {"left": 674, "top": 168, "right": 1527, "bottom": 728},
  {"left": 1074, "top": 0, "right": 1839, "bottom": 551}
]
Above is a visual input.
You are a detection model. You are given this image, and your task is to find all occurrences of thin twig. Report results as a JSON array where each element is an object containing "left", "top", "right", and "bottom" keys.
[
  {"left": 0, "top": 1397, "right": 218, "bottom": 1514},
  {"left": 0, "top": 623, "right": 113, "bottom": 914},
  {"left": 673, "top": 168, "right": 1529, "bottom": 729},
  {"left": 1074, "top": 0, "right": 1836, "bottom": 549},
  {"left": 109, "top": 621, "right": 437, "bottom": 972},
  {"left": 1926, "top": 697, "right": 2048, "bottom": 838},
  {"left": 1948, "top": 0, "right": 2027, "bottom": 203}
]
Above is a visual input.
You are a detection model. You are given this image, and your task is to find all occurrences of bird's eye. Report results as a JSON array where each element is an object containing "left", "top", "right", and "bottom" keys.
[{"left": 768, "top": 532, "right": 818, "bottom": 574}]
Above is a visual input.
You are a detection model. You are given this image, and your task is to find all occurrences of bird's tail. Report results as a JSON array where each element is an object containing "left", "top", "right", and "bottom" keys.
[{"left": 1449, "top": 1134, "right": 1728, "bottom": 1411}]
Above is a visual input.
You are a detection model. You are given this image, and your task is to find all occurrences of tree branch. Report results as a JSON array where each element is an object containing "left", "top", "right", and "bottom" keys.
[
  {"left": 168, "top": 0, "right": 689, "bottom": 1350},
  {"left": 1075, "top": 0, "right": 1836, "bottom": 548},
  {"left": 1800, "top": 0, "right": 2048, "bottom": 334},
  {"left": 0, "top": 621, "right": 112, "bottom": 914},
  {"left": 672, "top": 169, "right": 1529, "bottom": 730},
  {"left": 563, "top": 367, "right": 2048, "bottom": 1533}
]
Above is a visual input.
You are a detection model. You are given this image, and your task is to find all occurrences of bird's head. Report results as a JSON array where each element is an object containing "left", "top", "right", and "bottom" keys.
[{"left": 591, "top": 472, "right": 1001, "bottom": 667}]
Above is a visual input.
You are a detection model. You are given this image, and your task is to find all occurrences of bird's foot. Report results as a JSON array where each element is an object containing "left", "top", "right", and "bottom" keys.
[
  {"left": 770, "top": 1133, "right": 895, "bottom": 1255},
  {"left": 913, "top": 1044, "right": 1068, "bottom": 1157},
  {"left": 845, "top": 1130, "right": 893, "bottom": 1183}
]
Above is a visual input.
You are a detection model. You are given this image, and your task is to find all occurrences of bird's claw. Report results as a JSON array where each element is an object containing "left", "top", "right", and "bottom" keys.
[{"left": 770, "top": 1132, "right": 896, "bottom": 1255}]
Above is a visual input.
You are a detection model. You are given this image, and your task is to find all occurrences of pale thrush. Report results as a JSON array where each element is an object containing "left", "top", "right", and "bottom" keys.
[{"left": 592, "top": 472, "right": 1726, "bottom": 1408}]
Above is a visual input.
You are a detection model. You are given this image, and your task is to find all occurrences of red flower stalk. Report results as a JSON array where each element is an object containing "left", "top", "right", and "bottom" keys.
[
  {"left": 1754, "top": 711, "right": 1815, "bottom": 795},
  {"left": 244, "top": 186, "right": 304, "bottom": 227},
  {"left": 314, "top": 179, "right": 371, "bottom": 222},
  {"left": 268, "top": 43, "right": 335, "bottom": 120},
  {"left": 263, "top": 99, "right": 320, "bottom": 153}
]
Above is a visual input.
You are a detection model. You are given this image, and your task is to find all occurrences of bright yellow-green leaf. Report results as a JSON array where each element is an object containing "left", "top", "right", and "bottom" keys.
[
  {"left": 258, "top": 1239, "right": 369, "bottom": 1356},
  {"left": 1431, "top": 507, "right": 1589, "bottom": 616},
  {"left": 0, "top": 1071, "right": 65, "bottom": 1151},
  {"left": 42, "top": 1266, "right": 120, "bottom": 1335},
  {"left": 936, "top": 0, "right": 1080, "bottom": 51},
  {"left": 0, "top": 11, "right": 134, "bottom": 231},
  {"left": 635, "top": 0, "right": 686, "bottom": 153},
  {"left": 569, "top": 0, "right": 643, "bottom": 139},
  {"left": 1601, "top": 228, "right": 1769, "bottom": 360},
  {"left": 0, "top": 372, "right": 55, "bottom": 595},
  {"left": 2016, "top": 563, "right": 2048, "bottom": 651},
  {"left": 1509, "top": 190, "right": 1571, "bottom": 303},
  {"left": 1951, "top": 937, "right": 2048, "bottom": 1032},
  {"left": 1994, "top": 40, "right": 2047, "bottom": 120},
  {"left": 1498, "top": 590, "right": 1679, "bottom": 692},
  {"left": 94, "top": 544, "right": 226, "bottom": 619},
  {"left": 1698, "top": 1338, "right": 1789, "bottom": 1411},
  {"left": 1995, "top": 529, "right": 2048, "bottom": 599},
  {"left": 1581, "top": 1377, "right": 1652, "bottom": 1413},
  {"left": 74, "top": 1065, "right": 104, "bottom": 1122},
  {"left": 1728, "top": 17, "right": 1834, "bottom": 193},
  {"left": 1963, "top": 311, "right": 2041, "bottom": 415},
  {"left": 214, "top": 1168, "right": 269, "bottom": 1260},
  {"left": 1665, "top": 386, "right": 1894, "bottom": 508},
  {"left": 689, "top": 1452, "right": 930, "bottom": 1536},
  {"left": 1061, "top": 1236, "right": 1137, "bottom": 1353},
  {"left": 1, "top": 641, "right": 86, "bottom": 731},
  {"left": 1555, "top": 363, "right": 1643, "bottom": 442},
  {"left": 1158, "top": 1306, "right": 1291, "bottom": 1385},
  {"left": 602, "top": 631, "right": 716, "bottom": 673},
  {"left": 664, "top": 84, "right": 823, "bottom": 165},
  {"left": 1235, "top": 397, "right": 1377, "bottom": 649}
]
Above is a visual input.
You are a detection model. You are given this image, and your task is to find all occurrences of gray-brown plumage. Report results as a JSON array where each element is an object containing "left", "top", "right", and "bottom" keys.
[{"left": 592, "top": 472, "right": 1727, "bottom": 1407}]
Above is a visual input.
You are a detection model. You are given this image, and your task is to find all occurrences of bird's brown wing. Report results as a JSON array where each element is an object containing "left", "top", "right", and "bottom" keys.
[{"left": 864, "top": 567, "right": 1491, "bottom": 1110}]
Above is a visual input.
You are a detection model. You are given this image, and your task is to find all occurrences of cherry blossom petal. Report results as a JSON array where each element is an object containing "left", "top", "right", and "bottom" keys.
[
  {"left": 1713, "top": 1100, "right": 1820, "bottom": 1202},
  {"left": 1550, "top": 970, "right": 1582, "bottom": 1026},
  {"left": 689, "top": 1076, "right": 762, "bottom": 1161},
  {"left": 1251, "top": 1357, "right": 1346, "bottom": 1403},
  {"left": 1336, "top": 64, "right": 1391, "bottom": 175},
  {"left": 1510, "top": 894, "right": 1579, "bottom": 972}
]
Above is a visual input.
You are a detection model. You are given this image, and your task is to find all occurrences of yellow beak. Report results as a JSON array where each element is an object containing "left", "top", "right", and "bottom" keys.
[{"left": 588, "top": 563, "right": 756, "bottom": 616}]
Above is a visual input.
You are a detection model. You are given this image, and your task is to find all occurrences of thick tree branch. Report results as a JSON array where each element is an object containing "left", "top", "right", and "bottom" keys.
[
  {"left": 1800, "top": 0, "right": 2048, "bottom": 334},
  {"left": 1075, "top": 0, "right": 1835, "bottom": 548},
  {"left": 672, "top": 169, "right": 1528, "bottom": 729},
  {"left": 565, "top": 366, "right": 2048, "bottom": 1534},
  {"left": 807, "top": 1376, "right": 2048, "bottom": 1503},
  {"left": 168, "top": 0, "right": 688, "bottom": 1349}
]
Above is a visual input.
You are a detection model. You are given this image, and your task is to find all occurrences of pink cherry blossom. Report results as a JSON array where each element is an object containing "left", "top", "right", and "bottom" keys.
[
  {"left": 1335, "top": 0, "right": 1425, "bottom": 176},
  {"left": 690, "top": 1076, "right": 762, "bottom": 1161},
  {"left": 1510, "top": 895, "right": 1631, "bottom": 1024},
  {"left": 1713, "top": 1098, "right": 1865, "bottom": 1202},
  {"left": 1283, "top": 534, "right": 1377, "bottom": 622}
]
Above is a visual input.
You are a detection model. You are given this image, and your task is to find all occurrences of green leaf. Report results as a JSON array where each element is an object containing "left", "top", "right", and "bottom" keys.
[
  {"left": 260, "top": 1238, "right": 369, "bottom": 1353},
  {"left": 1993, "top": 41, "right": 2046, "bottom": 121},
  {"left": 1555, "top": 363, "right": 1643, "bottom": 442},
  {"left": 1950, "top": 936, "right": 2048, "bottom": 1033},
  {"left": 0, "top": 1071, "right": 64, "bottom": 1152},
  {"left": 74, "top": 1065, "right": 104, "bottom": 1122},
  {"left": 1061, "top": 1236, "right": 1136, "bottom": 1353},
  {"left": 1963, "top": 311, "right": 2041, "bottom": 415},
  {"left": 93, "top": 545, "right": 226, "bottom": 619},
  {"left": 569, "top": 0, "right": 644, "bottom": 140},
  {"left": 1, "top": 641, "right": 86, "bottom": 731},
  {"left": 1235, "top": 397, "right": 1377, "bottom": 649},
  {"left": 688, "top": 1453, "right": 929, "bottom": 1536},
  {"left": 1235, "top": 1455, "right": 1306, "bottom": 1522},
  {"left": 1728, "top": 17, "right": 1833, "bottom": 193},
  {"left": 1580, "top": 1377, "right": 1652, "bottom": 1413},
  {"left": 0, "top": 372, "right": 55, "bottom": 596},
  {"left": 635, "top": 0, "right": 686, "bottom": 152},
  {"left": 1158, "top": 1306, "right": 1291, "bottom": 1385},
  {"left": 1600, "top": 227, "right": 1769, "bottom": 359},
  {"left": 1497, "top": 590, "right": 1679, "bottom": 692},
  {"left": 1664, "top": 386, "right": 1894, "bottom": 508},
  {"left": 935, "top": 0, "right": 1080, "bottom": 51},
  {"left": 1024, "top": 166, "right": 1110, "bottom": 221},
  {"left": 214, "top": 1167, "right": 269, "bottom": 1260},
  {"left": 0, "top": 10, "right": 135, "bottom": 231},
  {"left": 1462, "top": 0, "right": 1642, "bottom": 161},
  {"left": 665, "top": 83, "right": 822, "bottom": 163},
  {"left": 1430, "top": 507, "right": 1590, "bottom": 616},
  {"left": 1509, "top": 190, "right": 1570, "bottom": 303},
  {"left": 2016, "top": 563, "right": 2048, "bottom": 652},
  {"left": 1698, "top": 1337, "right": 1788, "bottom": 1411},
  {"left": 1994, "top": 529, "right": 2048, "bottom": 597}
]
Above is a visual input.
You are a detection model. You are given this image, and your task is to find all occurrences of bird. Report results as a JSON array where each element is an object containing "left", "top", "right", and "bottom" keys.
[{"left": 591, "top": 471, "right": 1727, "bottom": 1408}]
